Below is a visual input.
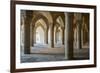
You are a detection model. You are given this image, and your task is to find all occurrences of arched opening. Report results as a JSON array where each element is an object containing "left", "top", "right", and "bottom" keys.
[
  {"left": 35, "top": 26, "right": 45, "bottom": 44},
  {"left": 33, "top": 18, "right": 48, "bottom": 46},
  {"left": 56, "top": 16, "right": 65, "bottom": 45},
  {"left": 56, "top": 27, "right": 62, "bottom": 44}
]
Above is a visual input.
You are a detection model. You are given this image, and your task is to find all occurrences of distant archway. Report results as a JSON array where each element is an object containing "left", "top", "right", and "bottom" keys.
[
  {"left": 56, "top": 27, "right": 62, "bottom": 44},
  {"left": 35, "top": 26, "right": 45, "bottom": 44}
]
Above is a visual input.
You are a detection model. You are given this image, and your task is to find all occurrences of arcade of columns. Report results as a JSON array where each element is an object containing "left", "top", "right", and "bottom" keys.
[{"left": 21, "top": 10, "right": 89, "bottom": 60}]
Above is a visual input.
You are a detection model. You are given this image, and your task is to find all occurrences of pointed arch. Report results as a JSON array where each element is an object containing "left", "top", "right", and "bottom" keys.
[
  {"left": 34, "top": 22, "right": 45, "bottom": 44},
  {"left": 31, "top": 13, "right": 49, "bottom": 29}
]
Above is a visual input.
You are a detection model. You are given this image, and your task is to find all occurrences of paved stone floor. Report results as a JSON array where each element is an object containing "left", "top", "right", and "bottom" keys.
[
  {"left": 21, "top": 54, "right": 65, "bottom": 63},
  {"left": 21, "top": 44, "right": 89, "bottom": 63}
]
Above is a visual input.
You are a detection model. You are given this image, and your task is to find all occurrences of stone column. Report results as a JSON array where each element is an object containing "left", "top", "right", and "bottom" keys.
[
  {"left": 34, "top": 30, "right": 36, "bottom": 44},
  {"left": 30, "top": 23, "right": 33, "bottom": 47},
  {"left": 62, "top": 28, "right": 65, "bottom": 45},
  {"left": 55, "top": 27, "right": 58, "bottom": 44},
  {"left": 76, "top": 13, "right": 82, "bottom": 49},
  {"left": 45, "top": 29, "right": 48, "bottom": 44},
  {"left": 32, "top": 26, "right": 34, "bottom": 46},
  {"left": 65, "top": 13, "right": 74, "bottom": 60},
  {"left": 24, "top": 11, "right": 33, "bottom": 54},
  {"left": 21, "top": 11, "right": 25, "bottom": 50},
  {"left": 50, "top": 24, "right": 54, "bottom": 48}
]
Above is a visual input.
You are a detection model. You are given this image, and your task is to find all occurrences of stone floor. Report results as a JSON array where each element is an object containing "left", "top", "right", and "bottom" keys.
[
  {"left": 30, "top": 44, "right": 89, "bottom": 59},
  {"left": 21, "top": 52, "right": 89, "bottom": 63},
  {"left": 21, "top": 54, "right": 65, "bottom": 63},
  {"left": 21, "top": 44, "right": 89, "bottom": 63}
]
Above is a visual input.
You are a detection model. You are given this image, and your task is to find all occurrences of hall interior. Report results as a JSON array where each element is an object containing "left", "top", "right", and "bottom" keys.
[{"left": 20, "top": 10, "right": 89, "bottom": 62}]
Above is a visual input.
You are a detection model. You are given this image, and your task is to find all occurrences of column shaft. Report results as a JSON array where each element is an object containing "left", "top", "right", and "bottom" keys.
[
  {"left": 32, "top": 27, "right": 34, "bottom": 46},
  {"left": 45, "top": 29, "right": 48, "bottom": 44},
  {"left": 24, "top": 11, "right": 33, "bottom": 54},
  {"left": 68, "top": 13, "right": 74, "bottom": 59},
  {"left": 65, "top": 13, "right": 74, "bottom": 60},
  {"left": 50, "top": 25, "right": 54, "bottom": 47},
  {"left": 24, "top": 20, "right": 31, "bottom": 54},
  {"left": 62, "top": 29, "right": 65, "bottom": 45},
  {"left": 77, "top": 18, "right": 82, "bottom": 49}
]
